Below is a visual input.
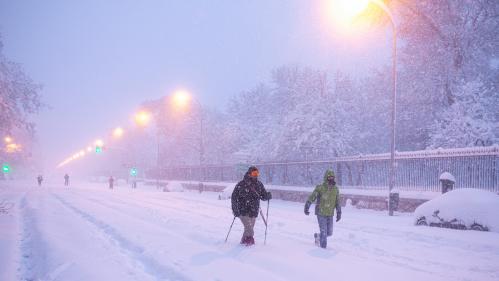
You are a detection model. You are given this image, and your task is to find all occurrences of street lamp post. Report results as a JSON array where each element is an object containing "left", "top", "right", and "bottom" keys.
[
  {"left": 332, "top": 0, "right": 398, "bottom": 215},
  {"left": 172, "top": 90, "right": 206, "bottom": 180},
  {"left": 133, "top": 110, "right": 154, "bottom": 186},
  {"left": 156, "top": 128, "right": 161, "bottom": 189},
  {"left": 373, "top": 0, "right": 398, "bottom": 216}
]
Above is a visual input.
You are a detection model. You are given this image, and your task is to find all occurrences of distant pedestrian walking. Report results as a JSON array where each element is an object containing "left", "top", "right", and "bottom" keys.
[
  {"left": 231, "top": 166, "right": 272, "bottom": 246},
  {"left": 37, "top": 175, "right": 43, "bottom": 187},
  {"left": 304, "top": 170, "right": 342, "bottom": 249},
  {"left": 64, "top": 174, "right": 70, "bottom": 186},
  {"left": 109, "top": 176, "right": 114, "bottom": 189}
]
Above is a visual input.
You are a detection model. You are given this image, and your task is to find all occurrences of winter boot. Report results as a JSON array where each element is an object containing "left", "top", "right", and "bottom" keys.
[
  {"left": 240, "top": 236, "right": 248, "bottom": 245},
  {"left": 245, "top": 236, "right": 255, "bottom": 246},
  {"left": 314, "top": 233, "right": 320, "bottom": 247}
]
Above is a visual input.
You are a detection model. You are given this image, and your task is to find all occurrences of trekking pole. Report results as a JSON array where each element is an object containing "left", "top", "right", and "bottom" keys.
[
  {"left": 264, "top": 199, "right": 270, "bottom": 245},
  {"left": 224, "top": 216, "right": 236, "bottom": 243},
  {"left": 259, "top": 209, "right": 267, "bottom": 226}
]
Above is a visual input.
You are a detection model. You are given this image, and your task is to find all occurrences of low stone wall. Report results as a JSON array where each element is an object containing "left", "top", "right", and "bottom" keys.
[
  {"left": 340, "top": 194, "right": 428, "bottom": 212},
  {"left": 179, "top": 182, "right": 428, "bottom": 213}
]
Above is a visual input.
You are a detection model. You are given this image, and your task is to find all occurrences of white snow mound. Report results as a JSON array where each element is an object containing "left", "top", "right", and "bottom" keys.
[
  {"left": 218, "top": 184, "right": 236, "bottom": 200},
  {"left": 439, "top": 172, "right": 456, "bottom": 182},
  {"left": 414, "top": 188, "right": 499, "bottom": 232},
  {"left": 165, "top": 181, "right": 184, "bottom": 192}
]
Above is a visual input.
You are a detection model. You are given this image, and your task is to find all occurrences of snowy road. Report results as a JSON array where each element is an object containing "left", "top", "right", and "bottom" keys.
[{"left": 1, "top": 182, "right": 499, "bottom": 281}]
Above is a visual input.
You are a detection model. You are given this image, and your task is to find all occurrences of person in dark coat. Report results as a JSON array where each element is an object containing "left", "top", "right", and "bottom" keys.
[
  {"left": 37, "top": 175, "right": 43, "bottom": 187},
  {"left": 231, "top": 166, "right": 272, "bottom": 246},
  {"left": 109, "top": 176, "right": 114, "bottom": 189},
  {"left": 64, "top": 174, "right": 70, "bottom": 186}
]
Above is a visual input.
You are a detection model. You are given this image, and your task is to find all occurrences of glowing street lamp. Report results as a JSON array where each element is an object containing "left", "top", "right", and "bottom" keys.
[
  {"left": 134, "top": 111, "right": 152, "bottom": 127},
  {"left": 330, "top": 0, "right": 369, "bottom": 25},
  {"left": 171, "top": 89, "right": 192, "bottom": 109},
  {"left": 331, "top": 0, "right": 398, "bottom": 216},
  {"left": 113, "top": 127, "right": 124, "bottom": 138},
  {"left": 5, "top": 143, "right": 21, "bottom": 153},
  {"left": 4, "top": 136, "right": 12, "bottom": 144}
]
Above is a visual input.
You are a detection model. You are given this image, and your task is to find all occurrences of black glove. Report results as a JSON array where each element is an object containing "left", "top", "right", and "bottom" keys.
[
  {"left": 266, "top": 191, "right": 272, "bottom": 200},
  {"left": 336, "top": 212, "right": 341, "bottom": 222},
  {"left": 304, "top": 201, "right": 311, "bottom": 216}
]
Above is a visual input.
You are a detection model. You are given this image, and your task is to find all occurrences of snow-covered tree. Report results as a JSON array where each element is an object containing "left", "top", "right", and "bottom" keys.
[
  {"left": 0, "top": 36, "right": 42, "bottom": 165},
  {"left": 0, "top": 37, "right": 42, "bottom": 137},
  {"left": 429, "top": 79, "right": 498, "bottom": 148},
  {"left": 394, "top": 0, "right": 499, "bottom": 149}
]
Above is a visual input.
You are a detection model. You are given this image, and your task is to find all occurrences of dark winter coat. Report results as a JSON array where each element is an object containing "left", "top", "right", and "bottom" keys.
[{"left": 231, "top": 172, "right": 270, "bottom": 218}]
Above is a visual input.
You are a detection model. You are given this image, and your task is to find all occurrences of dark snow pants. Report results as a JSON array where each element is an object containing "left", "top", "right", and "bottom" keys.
[{"left": 317, "top": 215, "right": 334, "bottom": 248}]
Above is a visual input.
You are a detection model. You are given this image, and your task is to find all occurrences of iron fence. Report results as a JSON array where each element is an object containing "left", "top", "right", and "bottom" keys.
[{"left": 152, "top": 146, "right": 498, "bottom": 192}]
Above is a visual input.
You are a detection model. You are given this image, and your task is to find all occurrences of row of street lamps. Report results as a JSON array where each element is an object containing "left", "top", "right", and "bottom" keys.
[{"left": 56, "top": 90, "right": 204, "bottom": 182}]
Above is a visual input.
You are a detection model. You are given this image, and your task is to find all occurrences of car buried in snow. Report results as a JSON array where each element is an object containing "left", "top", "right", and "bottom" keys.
[{"left": 414, "top": 188, "right": 499, "bottom": 232}]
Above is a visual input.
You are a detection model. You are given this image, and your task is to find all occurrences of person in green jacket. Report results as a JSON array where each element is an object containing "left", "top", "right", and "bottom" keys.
[{"left": 304, "top": 169, "right": 342, "bottom": 248}]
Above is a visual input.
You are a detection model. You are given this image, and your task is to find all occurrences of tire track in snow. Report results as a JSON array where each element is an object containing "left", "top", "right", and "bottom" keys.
[
  {"left": 68, "top": 190, "right": 235, "bottom": 244},
  {"left": 52, "top": 193, "right": 192, "bottom": 281},
  {"left": 60, "top": 190, "right": 296, "bottom": 281},
  {"left": 18, "top": 191, "right": 49, "bottom": 281}
]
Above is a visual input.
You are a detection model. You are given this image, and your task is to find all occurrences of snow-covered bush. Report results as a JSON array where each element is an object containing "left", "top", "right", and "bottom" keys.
[{"left": 414, "top": 189, "right": 499, "bottom": 232}]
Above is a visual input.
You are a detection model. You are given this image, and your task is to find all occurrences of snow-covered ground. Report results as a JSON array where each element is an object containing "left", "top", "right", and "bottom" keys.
[{"left": 1, "top": 180, "right": 498, "bottom": 281}]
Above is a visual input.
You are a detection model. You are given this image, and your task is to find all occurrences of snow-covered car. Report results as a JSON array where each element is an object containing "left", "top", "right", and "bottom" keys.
[{"left": 414, "top": 188, "right": 499, "bottom": 232}]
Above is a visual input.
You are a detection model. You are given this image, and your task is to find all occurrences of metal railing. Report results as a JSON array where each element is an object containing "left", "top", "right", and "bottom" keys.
[{"left": 151, "top": 146, "right": 498, "bottom": 192}]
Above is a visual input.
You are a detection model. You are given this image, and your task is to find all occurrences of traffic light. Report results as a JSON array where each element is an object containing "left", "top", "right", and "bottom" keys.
[
  {"left": 2, "top": 163, "right": 10, "bottom": 174},
  {"left": 130, "top": 168, "right": 138, "bottom": 177},
  {"left": 95, "top": 146, "right": 102, "bottom": 153}
]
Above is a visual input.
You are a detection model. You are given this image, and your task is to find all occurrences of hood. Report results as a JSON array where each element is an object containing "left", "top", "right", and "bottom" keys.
[
  {"left": 244, "top": 166, "right": 259, "bottom": 181},
  {"left": 243, "top": 171, "right": 252, "bottom": 181},
  {"left": 322, "top": 170, "right": 336, "bottom": 184}
]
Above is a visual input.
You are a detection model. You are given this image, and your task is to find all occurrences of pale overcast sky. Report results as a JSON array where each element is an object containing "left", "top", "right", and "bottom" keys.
[{"left": 0, "top": 0, "right": 389, "bottom": 169}]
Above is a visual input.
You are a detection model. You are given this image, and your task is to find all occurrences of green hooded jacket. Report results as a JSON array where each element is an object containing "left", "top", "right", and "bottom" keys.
[{"left": 306, "top": 170, "right": 341, "bottom": 217}]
